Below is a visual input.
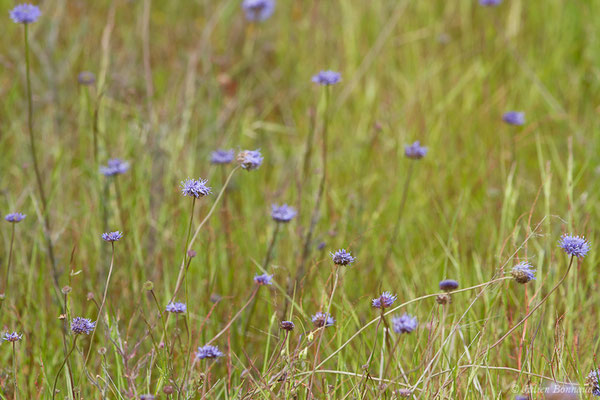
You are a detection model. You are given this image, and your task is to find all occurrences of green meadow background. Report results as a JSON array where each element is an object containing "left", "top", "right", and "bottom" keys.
[{"left": 1, "top": 0, "right": 599, "bottom": 398}]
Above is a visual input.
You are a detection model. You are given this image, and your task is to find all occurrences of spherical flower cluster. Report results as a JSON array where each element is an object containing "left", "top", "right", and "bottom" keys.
[
  {"left": 311, "top": 70, "right": 341, "bottom": 86},
  {"left": 254, "top": 273, "right": 273, "bottom": 286},
  {"left": 511, "top": 262, "right": 536, "bottom": 284},
  {"left": 271, "top": 204, "right": 297, "bottom": 223},
  {"left": 391, "top": 313, "right": 418, "bottom": 334},
  {"left": 280, "top": 320, "right": 295, "bottom": 331},
  {"left": 558, "top": 234, "right": 590, "bottom": 258},
  {"left": 242, "top": 0, "right": 275, "bottom": 22},
  {"left": 100, "top": 158, "right": 130, "bottom": 176},
  {"left": 586, "top": 369, "right": 600, "bottom": 397},
  {"left": 211, "top": 149, "right": 235, "bottom": 165},
  {"left": 165, "top": 302, "right": 187, "bottom": 314},
  {"left": 77, "top": 71, "right": 96, "bottom": 86},
  {"left": 71, "top": 317, "right": 96, "bottom": 335},
  {"left": 2, "top": 332, "right": 22, "bottom": 342},
  {"left": 180, "top": 178, "right": 212, "bottom": 198},
  {"left": 404, "top": 141, "right": 428, "bottom": 159},
  {"left": 480, "top": 0, "right": 502, "bottom": 5},
  {"left": 502, "top": 111, "right": 525, "bottom": 126},
  {"left": 439, "top": 279, "right": 459, "bottom": 292},
  {"left": 10, "top": 4, "right": 41, "bottom": 24},
  {"left": 372, "top": 291, "right": 397, "bottom": 309},
  {"left": 237, "top": 150, "right": 264, "bottom": 171},
  {"left": 139, "top": 395, "right": 155, "bottom": 400},
  {"left": 196, "top": 345, "right": 224, "bottom": 360},
  {"left": 312, "top": 312, "right": 335, "bottom": 328},
  {"left": 102, "top": 231, "right": 123, "bottom": 242},
  {"left": 330, "top": 249, "right": 355, "bottom": 266},
  {"left": 5, "top": 213, "right": 26, "bottom": 223}
]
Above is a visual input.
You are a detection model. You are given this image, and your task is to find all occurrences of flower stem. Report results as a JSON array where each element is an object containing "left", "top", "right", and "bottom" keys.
[
  {"left": 3, "top": 224, "right": 16, "bottom": 297},
  {"left": 52, "top": 336, "right": 78, "bottom": 400},
  {"left": 384, "top": 161, "right": 415, "bottom": 266},
  {"left": 12, "top": 342, "right": 18, "bottom": 400}
]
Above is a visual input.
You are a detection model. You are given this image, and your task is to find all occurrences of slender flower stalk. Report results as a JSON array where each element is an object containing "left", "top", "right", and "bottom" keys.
[
  {"left": 3, "top": 223, "right": 16, "bottom": 298},
  {"left": 12, "top": 341, "right": 19, "bottom": 400},
  {"left": 384, "top": 162, "right": 414, "bottom": 265},
  {"left": 52, "top": 336, "right": 78, "bottom": 400}
]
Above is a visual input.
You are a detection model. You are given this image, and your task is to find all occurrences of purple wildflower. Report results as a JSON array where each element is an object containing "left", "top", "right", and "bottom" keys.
[
  {"left": 10, "top": 4, "right": 41, "bottom": 24},
  {"left": 558, "top": 234, "right": 590, "bottom": 258},
  {"left": 502, "top": 111, "right": 525, "bottom": 126},
  {"left": 71, "top": 317, "right": 96, "bottom": 335},
  {"left": 140, "top": 395, "right": 155, "bottom": 400},
  {"left": 2, "top": 332, "right": 22, "bottom": 342},
  {"left": 372, "top": 291, "right": 397, "bottom": 309},
  {"left": 312, "top": 70, "right": 341, "bottom": 86},
  {"left": 587, "top": 369, "right": 600, "bottom": 397},
  {"left": 100, "top": 158, "right": 130, "bottom": 176},
  {"left": 404, "top": 141, "right": 428, "bottom": 159},
  {"left": 280, "top": 321, "right": 295, "bottom": 331},
  {"left": 5, "top": 213, "right": 26, "bottom": 223},
  {"left": 78, "top": 71, "right": 96, "bottom": 86},
  {"left": 180, "top": 178, "right": 212, "bottom": 198},
  {"left": 165, "top": 302, "right": 187, "bottom": 314},
  {"left": 242, "top": 0, "right": 275, "bottom": 22},
  {"left": 511, "top": 262, "right": 536, "bottom": 284},
  {"left": 392, "top": 313, "right": 418, "bottom": 334},
  {"left": 330, "top": 249, "right": 355, "bottom": 266},
  {"left": 254, "top": 273, "right": 273, "bottom": 286},
  {"left": 271, "top": 204, "right": 297, "bottom": 223},
  {"left": 479, "top": 0, "right": 502, "bottom": 6},
  {"left": 211, "top": 149, "right": 235, "bottom": 165},
  {"left": 196, "top": 345, "right": 224, "bottom": 360},
  {"left": 439, "top": 279, "right": 459, "bottom": 291},
  {"left": 312, "top": 312, "right": 335, "bottom": 328},
  {"left": 102, "top": 231, "right": 123, "bottom": 242},
  {"left": 237, "top": 150, "right": 263, "bottom": 170}
]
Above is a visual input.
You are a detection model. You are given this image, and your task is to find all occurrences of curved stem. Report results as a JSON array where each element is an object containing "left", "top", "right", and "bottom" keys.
[
  {"left": 12, "top": 342, "right": 18, "bottom": 400},
  {"left": 4, "top": 224, "right": 16, "bottom": 296},
  {"left": 206, "top": 286, "right": 258, "bottom": 346},
  {"left": 52, "top": 336, "right": 78, "bottom": 400},
  {"left": 384, "top": 162, "right": 414, "bottom": 265}
]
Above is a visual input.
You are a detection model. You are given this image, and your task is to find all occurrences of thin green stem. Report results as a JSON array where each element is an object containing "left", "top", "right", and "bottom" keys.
[
  {"left": 384, "top": 161, "right": 415, "bottom": 265},
  {"left": 52, "top": 336, "right": 78, "bottom": 400},
  {"left": 4, "top": 224, "right": 16, "bottom": 296},
  {"left": 12, "top": 342, "right": 18, "bottom": 400}
]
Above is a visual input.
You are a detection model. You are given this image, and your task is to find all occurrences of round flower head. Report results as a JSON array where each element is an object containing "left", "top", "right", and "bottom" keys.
[
  {"left": 254, "top": 273, "right": 273, "bottom": 286},
  {"left": 502, "top": 111, "right": 525, "bottom": 126},
  {"left": 71, "top": 317, "right": 96, "bottom": 335},
  {"left": 2, "top": 332, "right": 22, "bottom": 342},
  {"left": 78, "top": 71, "right": 96, "bottom": 86},
  {"left": 312, "top": 312, "right": 335, "bottom": 328},
  {"left": 480, "top": 0, "right": 502, "bottom": 6},
  {"left": 100, "top": 158, "right": 130, "bottom": 176},
  {"left": 587, "top": 369, "right": 600, "bottom": 396},
  {"left": 211, "top": 149, "right": 235, "bottom": 165},
  {"left": 196, "top": 345, "right": 224, "bottom": 360},
  {"left": 392, "top": 313, "right": 418, "bottom": 334},
  {"left": 439, "top": 279, "right": 459, "bottom": 292},
  {"left": 558, "top": 234, "right": 590, "bottom": 258},
  {"left": 237, "top": 150, "right": 263, "bottom": 171},
  {"left": 140, "top": 395, "right": 155, "bottom": 400},
  {"left": 102, "top": 231, "right": 123, "bottom": 242},
  {"left": 311, "top": 70, "right": 341, "bottom": 86},
  {"left": 330, "top": 249, "right": 355, "bottom": 266},
  {"left": 404, "top": 141, "right": 428, "bottom": 159},
  {"left": 10, "top": 4, "right": 41, "bottom": 24},
  {"left": 165, "top": 302, "right": 187, "bottom": 314},
  {"left": 5, "top": 212, "right": 26, "bottom": 223},
  {"left": 511, "top": 262, "right": 536, "bottom": 284},
  {"left": 280, "top": 320, "right": 295, "bottom": 331},
  {"left": 242, "top": 0, "right": 275, "bottom": 22},
  {"left": 372, "top": 291, "right": 397, "bottom": 309},
  {"left": 180, "top": 178, "right": 212, "bottom": 198},
  {"left": 271, "top": 204, "right": 297, "bottom": 223},
  {"left": 514, "top": 396, "right": 529, "bottom": 400}
]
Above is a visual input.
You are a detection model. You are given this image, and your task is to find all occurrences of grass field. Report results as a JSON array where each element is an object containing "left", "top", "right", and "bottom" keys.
[{"left": 1, "top": 0, "right": 599, "bottom": 398}]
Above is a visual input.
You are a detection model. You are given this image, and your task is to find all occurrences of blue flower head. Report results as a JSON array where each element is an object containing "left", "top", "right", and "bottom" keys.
[
  {"left": 165, "top": 302, "right": 187, "bottom": 314},
  {"left": 439, "top": 279, "right": 459, "bottom": 292},
  {"left": 587, "top": 369, "right": 600, "bottom": 397},
  {"left": 558, "top": 234, "right": 590, "bottom": 258},
  {"left": 5, "top": 213, "right": 26, "bottom": 223},
  {"left": 312, "top": 70, "right": 341, "bottom": 86},
  {"left": 271, "top": 204, "right": 297, "bottom": 223},
  {"left": 511, "top": 262, "right": 536, "bottom": 284},
  {"left": 2, "top": 332, "right": 22, "bottom": 342},
  {"left": 102, "top": 231, "right": 123, "bottom": 242},
  {"left": 237, "top": 150, "right": 263, "bottom": 170},
  {"left": 254, "top": 273, "right": 273, "bottom": 286},
  {"left": 502, "top": 111, "right": 525, "bottom": 126},
  {"left": 180, "top": 178, "right": 212, "bottom": 198},
  {"left": 211, "top": 149, "right": 235, "bottom": 165},
  {"left": 242, "top": 0, "right": 275, "bottom": 22},
  {"left": 372, "top": 291, "right": 397, "bottom": 309},
  {"left": 405, "top": 141, "right": 428, "bottom": 159},
  {"left": 71, "top": 317, "right": 96, "bottom": 335},
  {"left": 480, "top": 0, "right": 502, "bottom": 6},
  {"left": 196, "top": 345, "right": 224, "bottom": 360},
  {"left": 100, "top": 158, "right": 130, "bottom": 176},
  {"left": 312, "top": 312, "right": 335, "bottom": 328},
  {"left": 140, "top": 395, "right": 155, "bottom": 400},
  {"left": 330, "top": 249, "right": 355, "bottom": 266},
  {"left": 392, "top": 313, "right": 418, "bottom": 334},
  {"left": 78, "top": 71, "right": 96, "bottom": 86},
  {"left": 280, "top": 320, "right": 295, "bottom": 331},
  {"left": 10, "top": 4, "right": 41, "bottom": 24}
]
